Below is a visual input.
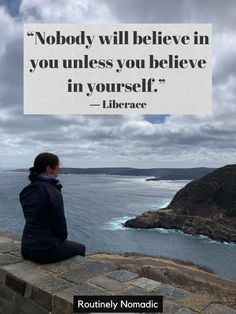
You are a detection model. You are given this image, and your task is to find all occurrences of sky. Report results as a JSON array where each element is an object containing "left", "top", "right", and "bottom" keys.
[{"left": 0, "top": 0, "right": 235, "bottom": 169}]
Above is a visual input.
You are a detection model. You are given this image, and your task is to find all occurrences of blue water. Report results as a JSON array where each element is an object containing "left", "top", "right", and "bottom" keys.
[{"left": 0, "top": 171, "right": 235, "bottom": 279}]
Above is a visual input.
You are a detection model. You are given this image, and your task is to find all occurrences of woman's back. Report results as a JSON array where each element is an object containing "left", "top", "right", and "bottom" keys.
[{"left": 19, "top": 174, "right": 68, "bottom": 251}]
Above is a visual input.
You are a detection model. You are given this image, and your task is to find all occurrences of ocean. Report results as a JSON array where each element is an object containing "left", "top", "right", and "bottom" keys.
[{"left": 0, "top": 171, "right": 235, "bottom": 279}]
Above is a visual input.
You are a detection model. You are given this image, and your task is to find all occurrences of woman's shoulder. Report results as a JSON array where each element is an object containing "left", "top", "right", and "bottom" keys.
[
  {"left": 19, "top": 180, "right": 53, "bottom": 197},
  {"left": 31, "top": 175, "right": 62, "bottom": 191}
]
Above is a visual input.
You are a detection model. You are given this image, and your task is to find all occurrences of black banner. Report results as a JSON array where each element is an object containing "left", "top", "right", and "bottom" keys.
[{"left": 73, "top": 295, "right": 163, "bottom": 313}]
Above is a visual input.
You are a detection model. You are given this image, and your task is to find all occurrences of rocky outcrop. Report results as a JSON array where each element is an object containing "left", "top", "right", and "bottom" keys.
[{"left": 124, "top": 164, "right": 236, "bottom": 243}]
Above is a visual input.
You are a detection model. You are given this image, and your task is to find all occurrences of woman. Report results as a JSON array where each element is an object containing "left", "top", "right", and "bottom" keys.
[{"left": 19, "top": 152, "right": 86, "bottom": 263}]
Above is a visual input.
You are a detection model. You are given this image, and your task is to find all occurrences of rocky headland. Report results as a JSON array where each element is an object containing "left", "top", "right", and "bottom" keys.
[{"left": 124, "top": 164, "right": 236, "bottom": 243}]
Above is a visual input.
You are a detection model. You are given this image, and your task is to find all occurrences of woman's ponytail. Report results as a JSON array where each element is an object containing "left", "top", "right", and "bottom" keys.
[{"left": 28, "top": 166, "right": 39, "bottom": 182}]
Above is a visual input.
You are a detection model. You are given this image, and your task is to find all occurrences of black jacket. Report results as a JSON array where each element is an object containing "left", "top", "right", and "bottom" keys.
[{"left": 19, "top": 174, "right": 68, "bottom": 251}]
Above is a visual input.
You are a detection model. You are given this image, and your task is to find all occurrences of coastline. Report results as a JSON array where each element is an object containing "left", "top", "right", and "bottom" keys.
[
  {"left": 123, "top": 209, "right": 236, "bottom": 243},
  {"left": 123, "top": 165, "right": 236, "bottom": 244}
]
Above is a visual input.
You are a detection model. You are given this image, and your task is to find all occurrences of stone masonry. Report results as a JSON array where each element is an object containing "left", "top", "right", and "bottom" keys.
[{"left": 0, "top": 229, "right": 235, "bottom": 314}]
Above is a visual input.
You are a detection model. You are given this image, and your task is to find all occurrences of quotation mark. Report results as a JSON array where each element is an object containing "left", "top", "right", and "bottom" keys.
[
  {"left": 159, "top": 79, "right": 165, "bottom": 84},
  {"left": 27, "top": 31, "right": 34, "bottom": 36}
]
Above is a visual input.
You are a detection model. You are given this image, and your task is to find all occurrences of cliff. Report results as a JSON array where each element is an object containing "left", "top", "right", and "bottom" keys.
[{"left": 124, "top": 164, "right": 236, "bottom": 242}]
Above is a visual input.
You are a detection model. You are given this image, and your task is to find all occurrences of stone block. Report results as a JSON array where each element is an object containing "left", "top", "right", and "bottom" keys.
[
  {"left": 176, "top": 308, "right": 198, "bottom": 314},
  {"left": 69, "top": 255, "right": 97, "bottom": 265},
  {"left": 159, "top": 300, "right": 197, "bottom": 314},
  {"left": 0, "top": 295, "right": 14, "bottom": 314},
  {"left": 39, "top": 259, "right": 81, "bottom": 274},
  {"left": 8, "top": 250, "right": 22, "bottom": 258},
  {"left": 177, "top": 292, "right": 214, "bottom": 312},
  {"left": 106, "top": 269, "right": 140, "bottom": 282},
  {"left": 162, "top": 300, "right": 184, "bottom": 313},
  {"left": 129, "top": 276, "right": 162, "bottom": 291},
  {"left": 0, "top": 254, "right": 22, "bottom": 266},
  {"left": 153, "top": 283, "right": 191, "bottom": 301},
  {"left": 32, "top": 278, "right": 74, "bottom": 310},
  {"left": 0, "top": 261, "right": 51, "bottom": 299},
  {"left": 115, "top": 285, "right": 152, "bottom": 295},
  {"left": 88, "top": 275, "right": 125, "bottom": 291},
  {"left": 0, "top": 237, "right": 16, "bottom": 243},
  {"left": 52, "top": 283, "right": 110, "bottom": 314},
  {"left": 12, "top": 293, "right": 49, "bottom": 314},
  {"left": 60, "top": 261, "right": 116, "bottom": 283},
  {"left": 0, "top": 242, "right": 20, "bottom": 253},
  {"left": 203, "top": 303, "right": 236, "bottom": 314},
  {"left": 0, "top": 282, "right": 15, "bottom": 302},
  {"left": 0, "top": 261, "right": 49, "bottom": 285},
  {"left": 0, "top": 230, "right": 21, "bottom": 241}
]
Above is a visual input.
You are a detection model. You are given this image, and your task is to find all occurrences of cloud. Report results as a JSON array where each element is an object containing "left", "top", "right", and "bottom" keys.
[
  {"left": 0, "top": 0, "right": 235, "bottom": 168},
  {"left": 101, "top": 0, "right": 236, "bottom": 30},
  {"left": 19, "top": 0, "right": 115, "bottom": 23}
]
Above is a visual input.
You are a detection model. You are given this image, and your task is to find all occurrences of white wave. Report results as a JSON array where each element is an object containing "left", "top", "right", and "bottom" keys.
[
  {"left": 101, "top": 216, "right": 133, "bottom": 230},
  {"left": 102, "top": 216, "right": 180, "bottom": 234},
  {"left": 153, "top": 227, "right": 179, "bottom": 234},
  {"left": 101, "top": 216, "right": 236, "bottom": 246}
]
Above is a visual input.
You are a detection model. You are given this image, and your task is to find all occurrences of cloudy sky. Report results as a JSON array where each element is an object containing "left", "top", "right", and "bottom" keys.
[{"left": 0, "top": 0, "right": 235, "bottom": 169}]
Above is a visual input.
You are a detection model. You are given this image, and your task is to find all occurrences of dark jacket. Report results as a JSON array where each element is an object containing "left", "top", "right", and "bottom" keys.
[{"left": 19, "top": 174, "right": 68, "bottom": 251}]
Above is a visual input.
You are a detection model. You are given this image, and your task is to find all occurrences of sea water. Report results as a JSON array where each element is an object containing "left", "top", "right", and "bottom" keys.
[{"left": 0, "top": 171, "right": 235, "bottom": 279}]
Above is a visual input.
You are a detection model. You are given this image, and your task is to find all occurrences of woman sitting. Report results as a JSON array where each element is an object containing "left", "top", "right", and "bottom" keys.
[{"left": 19, "top": 152, "right": 86, "bottom": 263}]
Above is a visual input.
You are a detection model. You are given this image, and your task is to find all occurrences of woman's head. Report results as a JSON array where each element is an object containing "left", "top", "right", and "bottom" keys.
[{"left": 28, "top": 152, "right": 61, "bottom": 181}]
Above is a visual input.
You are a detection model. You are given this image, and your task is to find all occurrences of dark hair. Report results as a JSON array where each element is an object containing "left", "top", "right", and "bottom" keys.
[{"left": 28, "top": 152, "right": 60, "bottom": 182}]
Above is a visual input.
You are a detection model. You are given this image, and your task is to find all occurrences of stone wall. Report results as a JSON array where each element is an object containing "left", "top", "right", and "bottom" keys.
[{"left": 0, "top": 229, "right": 236, "bottom": 314}]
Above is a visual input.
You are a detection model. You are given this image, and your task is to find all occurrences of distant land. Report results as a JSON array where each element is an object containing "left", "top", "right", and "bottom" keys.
[
  {"left": 7, "top": 167, "right": 216, "bottom": 180},
  {"left": 124, "top": 164, "right": 236, "bottom": 243}
]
